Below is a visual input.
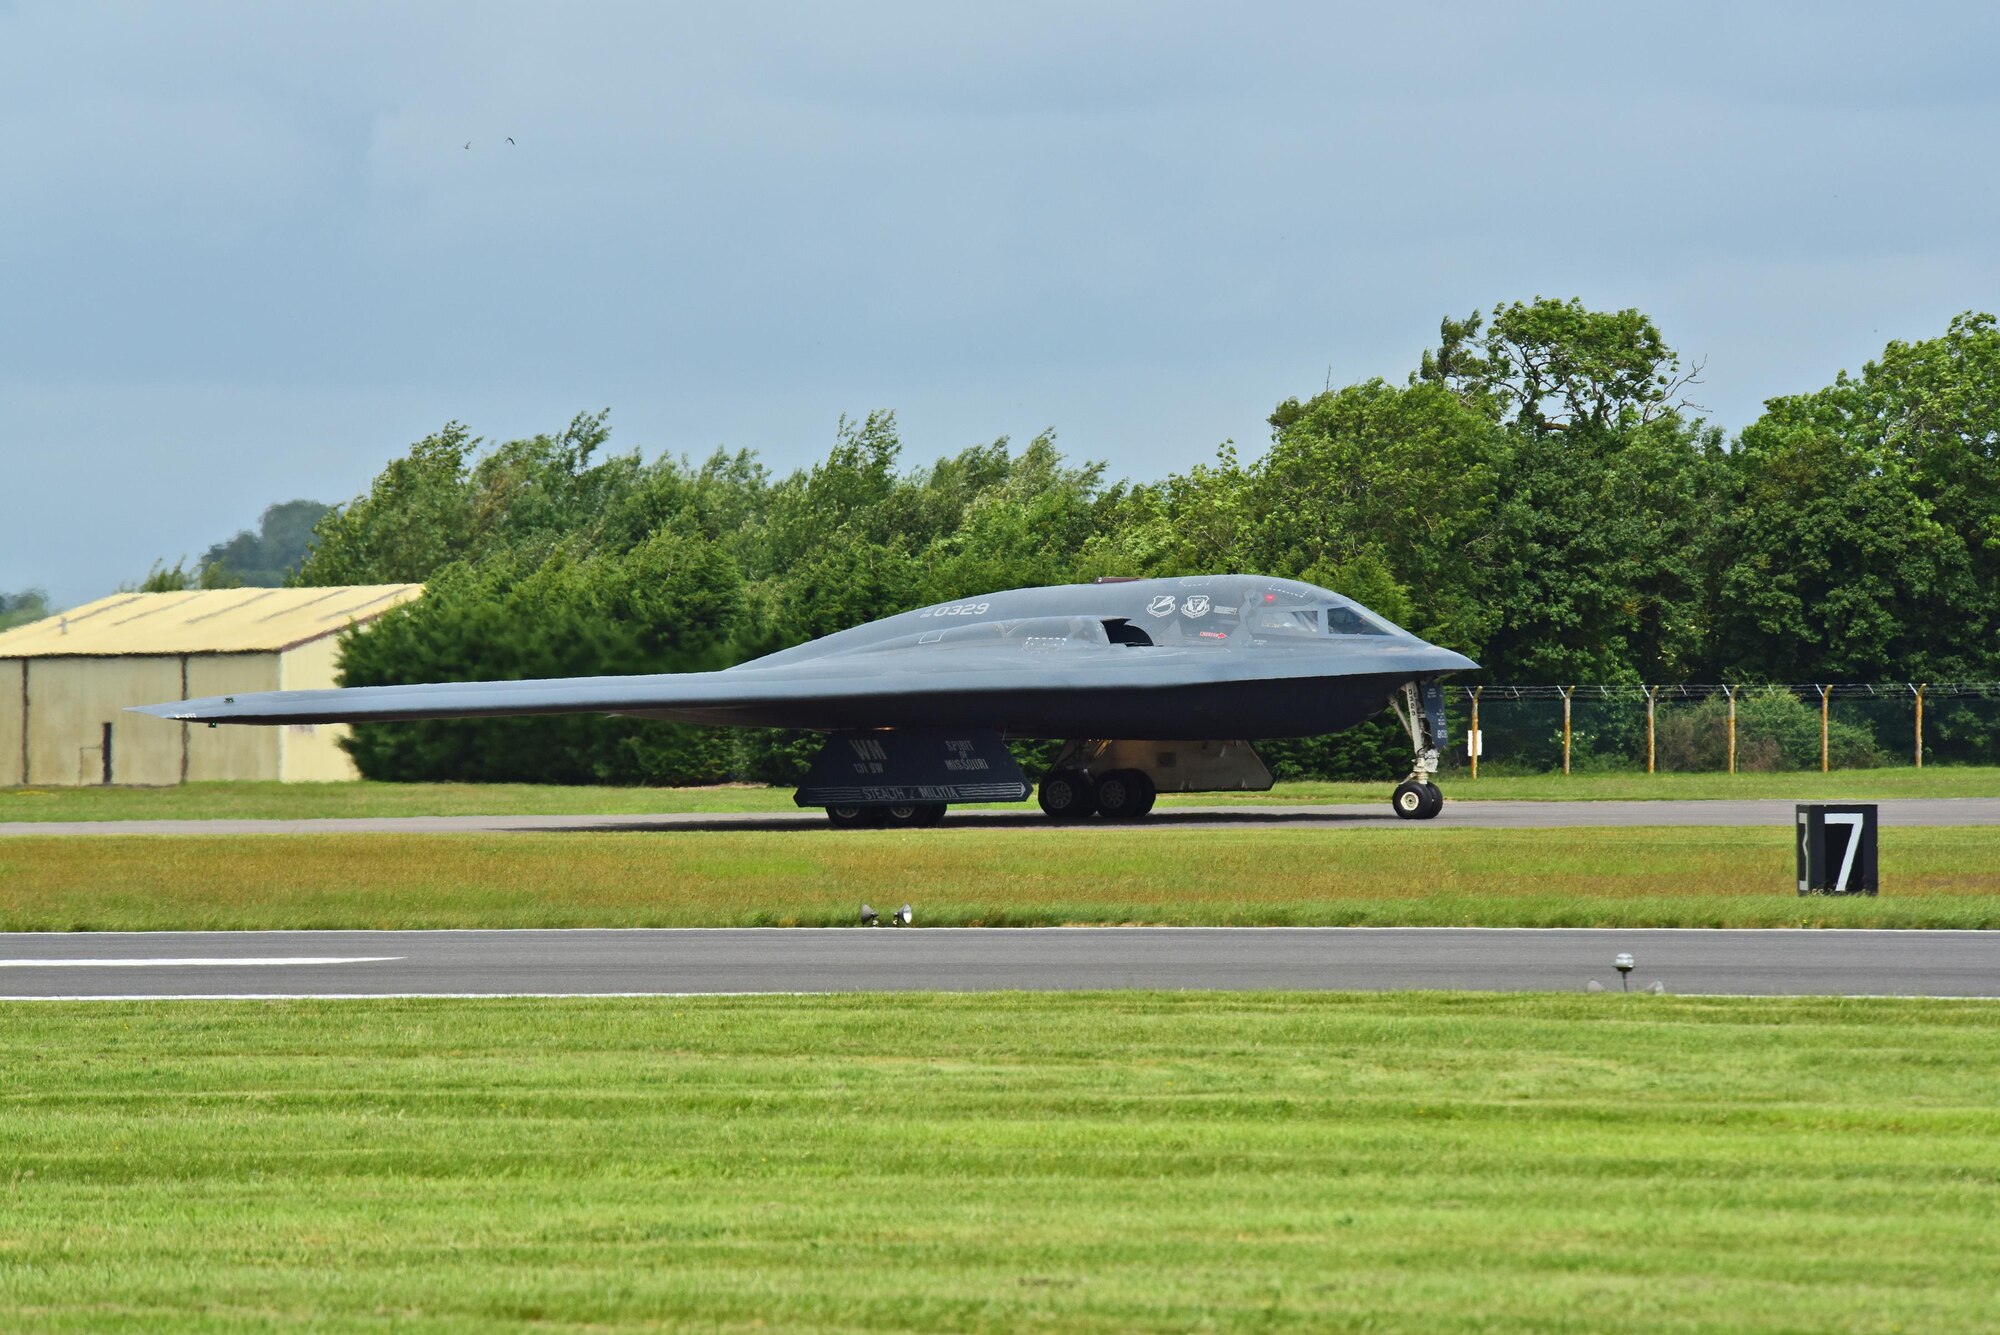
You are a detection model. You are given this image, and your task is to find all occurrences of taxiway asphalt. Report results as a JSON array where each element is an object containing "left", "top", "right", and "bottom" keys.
[
  {"left": 2, "top": 927, "right": 1994, "bottom": 999},
  {"left": 2, "top": 796, "right": 1996, "bottom": 837}
]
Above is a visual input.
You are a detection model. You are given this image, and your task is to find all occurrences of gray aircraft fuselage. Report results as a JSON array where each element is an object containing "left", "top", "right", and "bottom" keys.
[{"left": 132, "top": 574, "right": 1476, "bottom": 741}]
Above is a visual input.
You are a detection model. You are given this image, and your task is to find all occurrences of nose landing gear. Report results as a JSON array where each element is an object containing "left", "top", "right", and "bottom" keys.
[
  {"left": 1389, "top": 679, "right": 1448, "bottom": 820},
  {"left": 1391, "top": 779, "right": 1443, "bottom": 819}
]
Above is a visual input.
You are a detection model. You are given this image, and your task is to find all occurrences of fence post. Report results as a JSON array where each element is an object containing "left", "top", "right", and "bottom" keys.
[
  {"left": 1561, "top": 686, "right": 1574, "bottom": 776},
  {"left": 1645, "top": 686, "right": 1658, "bottom": 775},
  {"left": 1914, "top": 683, "right": 1925, "bottom": 768},
  {"left": 1726, "top": 686, "right": 1737, "bottom": 775},
  {"left": 1819, "top": 685, "right": 1830, "bottom": 773},
  {"left": 1470, "top": 686, "right": 1482, "bottom": 780}
]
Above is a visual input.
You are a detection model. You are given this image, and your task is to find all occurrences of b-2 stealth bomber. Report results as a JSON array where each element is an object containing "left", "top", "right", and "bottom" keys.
[{"left": 133, "top": 574, "right": 1477, "bottom": 825}]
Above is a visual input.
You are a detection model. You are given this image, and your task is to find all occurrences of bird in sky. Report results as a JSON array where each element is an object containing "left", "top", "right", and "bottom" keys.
[
  {"left": 463, "top": 141, "right": 471, "bottom": 150},
  {"left": 506, "top": 136, "right": 515, "bottom": 145}
]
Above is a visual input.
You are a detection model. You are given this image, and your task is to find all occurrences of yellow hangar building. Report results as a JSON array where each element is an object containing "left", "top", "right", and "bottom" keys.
[{"left": 0, "top": 585, "right": 422, "bottom": 787}]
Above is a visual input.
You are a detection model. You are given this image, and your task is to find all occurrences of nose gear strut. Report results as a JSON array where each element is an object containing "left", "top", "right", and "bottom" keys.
[{"left": 1388, "top": 679, "right": 1447, "bottom": 819}]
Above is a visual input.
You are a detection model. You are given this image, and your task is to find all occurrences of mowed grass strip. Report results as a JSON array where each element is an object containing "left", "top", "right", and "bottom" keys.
[
  {"left": 4, "top": 826, "right": 1999, "bottom": 930},
  {"left": 1, "top": 993, "right": 1997, "bottom": 1334},
  {"left": 4, "top": 766, "right": 1999, "bottom": 824}
]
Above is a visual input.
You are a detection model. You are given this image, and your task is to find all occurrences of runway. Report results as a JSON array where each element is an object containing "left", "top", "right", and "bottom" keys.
[
  {"left": 3, "top": 927, "right": 1995, "bottom": 999},
  {"left": 3, "top": 796, "right": 1996, "bottom": 836}
]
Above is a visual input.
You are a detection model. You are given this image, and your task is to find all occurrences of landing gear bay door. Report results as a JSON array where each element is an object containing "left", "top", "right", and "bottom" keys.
[{"left": 794, "top": 730, "right": 1032, "bottom": 807}]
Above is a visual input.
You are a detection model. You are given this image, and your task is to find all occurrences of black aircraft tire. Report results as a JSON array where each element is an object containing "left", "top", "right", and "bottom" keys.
[
  {"left": 1419, "top": 783, "right": 1444, "bottom": 819},
  {"left": 1038, "top": 771, "right": 1096, "bottom": 819},
  {"left": 1391, "top": 781, "right": 1432, "bottom": 820},
  {"left": 1095, "top": 769, "right": 1156, "bottom": 820},
  {"left": 883, "top": 802, "right": 947, "bottom": 829},
  {"left": 826, "top": 805, "right": 873, "bottom": 829}
]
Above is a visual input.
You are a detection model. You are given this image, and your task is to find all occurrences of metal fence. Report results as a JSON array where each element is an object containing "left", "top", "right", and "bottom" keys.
[{"left": 1448, "top": 683, "right": 2000, "bottom": 775}]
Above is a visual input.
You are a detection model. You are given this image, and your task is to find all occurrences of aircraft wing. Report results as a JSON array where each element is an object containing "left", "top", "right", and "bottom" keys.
[{"left": 128, "top": 638, "right": 1473, "bottom": 735}]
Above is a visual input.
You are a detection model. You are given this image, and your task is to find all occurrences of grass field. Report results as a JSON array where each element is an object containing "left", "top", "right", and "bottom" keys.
[
  {"left": 2, "top": 992, "right": 1996, "bottom": 1333},
  {"left": 5, "top": 825, "right": 1999, "bottom": 931},
  {"left": 3, "top": 766, "right": 1998, "bottom": 823}
]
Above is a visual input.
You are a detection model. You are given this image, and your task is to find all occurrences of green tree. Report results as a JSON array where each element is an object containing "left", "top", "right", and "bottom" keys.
[
  {"left": 1743, "top": 312, "right": 2000, "bottom": 680},
  {"left": 338, "top": 531, "right": 745, "bottom": 783},
  {"left": 1409, "top": 301, "right": 1725, "bottom": 684},
  {"left": 297, "top": 422, "right": 484, "bottom": 584},
  {"left": 201, "top": 500, "right": 333, "bottom": 586},
  {"left": 1715, "top": 409, "right": 1950, "bottom": 681},
  {"left": 0, "top": 588, "right": 51, "bottom": 631},
  {"left": 1431, "top": 298, "right": 1704, "bottom": 434},
  {"left": 1248, "top": 378, "right": 1503, "bottom": 651},
  {"left": 130, "top": 557, "right": 248, "bottom": 591}
]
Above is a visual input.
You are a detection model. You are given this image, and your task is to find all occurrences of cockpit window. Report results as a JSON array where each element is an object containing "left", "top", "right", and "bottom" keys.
[
  {"left": 1325, "top": 603, "right": 1392, "bottom": 635},
  {"left": 1001, "top": 616, "right": 1106, "bottom": 643},
  {"left": 1249, "top": 607, "right": 1320, "bottom": 637}
]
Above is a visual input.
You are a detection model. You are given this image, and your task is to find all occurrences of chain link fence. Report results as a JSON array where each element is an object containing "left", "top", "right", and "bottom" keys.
[{"left": 1448, "top": 684, "right": 2000, "bottom": 775}]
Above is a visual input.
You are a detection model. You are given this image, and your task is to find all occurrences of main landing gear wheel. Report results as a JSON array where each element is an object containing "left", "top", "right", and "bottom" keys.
[
  {"left": 827, "top": 804, "right": 946, "bottom": 828},
  {"left": 1093, "top": 768, "right": 1156, "bottom": 820},
  {"left": 1038, "top": 770, "right": 1096, "bottom": 820},
  {"left": 1391, "top": 781, "right": 1443, "bottom": 820}
]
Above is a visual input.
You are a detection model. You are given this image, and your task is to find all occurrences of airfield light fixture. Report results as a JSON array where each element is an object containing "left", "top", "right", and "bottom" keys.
[
  {"left": 895, "top": 904, "right": 913, "bottom": 927},
  {"left": 1614, "top": 952, "right": 1635, "bottom": 992},
  {"left": 860, "top": 903, "right": 879, "bottom": 927}
]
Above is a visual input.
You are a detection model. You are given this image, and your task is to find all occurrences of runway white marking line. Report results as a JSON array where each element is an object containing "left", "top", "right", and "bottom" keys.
[
  {"left": 0, "top": 957, "right": 403, "bottom": 968},
  {"left": 1, "top": 990, "right": 1995, "bottom": 1004}
]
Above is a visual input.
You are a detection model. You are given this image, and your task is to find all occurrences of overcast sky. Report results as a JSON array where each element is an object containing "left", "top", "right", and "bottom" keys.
[{"left": 4, "top": 2, "right": 1996, "bottom": 606}]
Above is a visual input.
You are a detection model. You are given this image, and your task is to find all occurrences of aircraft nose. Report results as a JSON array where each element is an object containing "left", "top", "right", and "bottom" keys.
[{"left": 1420, "top": 644, "right": 1480, "bottom": 673}]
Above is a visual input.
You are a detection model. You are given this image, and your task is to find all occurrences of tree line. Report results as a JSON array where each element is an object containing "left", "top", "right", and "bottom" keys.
[
  {"left": 0, "top": 589, "right": 50, "bottom": 633},
  {"left": 136, "top": 501, "right": 334, "bottom": 591},
  {"left": 282, "top": 298, "right": 1998, "bottom": 782}
]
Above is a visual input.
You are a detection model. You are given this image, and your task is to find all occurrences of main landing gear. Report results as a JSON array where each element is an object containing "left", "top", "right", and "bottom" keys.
[
  {"left": 825, "top": 802, "right": 947, "bottom": 829},
  {"left": 1388, "top": 679, "right": 1448, "bottom": 820},
  {"left": 1037, "top": 766, "right": 1156, "bottom": 821},
  {"left": 1034, "top": 739, "right": 1269, "bottom": 822}
]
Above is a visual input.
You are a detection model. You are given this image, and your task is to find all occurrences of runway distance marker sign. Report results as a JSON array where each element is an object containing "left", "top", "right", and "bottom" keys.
[{"left": 1796, "top": 803, "right": 1878, "bottom": 896}]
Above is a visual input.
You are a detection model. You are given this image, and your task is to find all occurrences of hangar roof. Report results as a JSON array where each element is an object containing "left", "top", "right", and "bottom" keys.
[{"left": 0, "top": 585, "right": 423, "bottom": 658}]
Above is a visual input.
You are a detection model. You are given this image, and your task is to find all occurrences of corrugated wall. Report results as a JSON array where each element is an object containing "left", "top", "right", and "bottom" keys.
[
  {"left": 277, "top": 637, "right": 362, "bottom": 782},
  {"left": 20, "top": 657, "right": 184, "bottom": 785},
  {"left": 1, "top": 659, "right": 23, "bottom": 785},
  {"left": 183, "top": 656, "right": 282, "bottom": 782}
]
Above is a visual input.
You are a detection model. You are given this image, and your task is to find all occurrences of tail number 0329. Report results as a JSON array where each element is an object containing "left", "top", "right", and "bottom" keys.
[{"left": 920, "top": 602, "right": 991, "bottom": 618}]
